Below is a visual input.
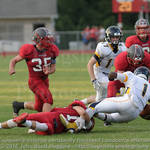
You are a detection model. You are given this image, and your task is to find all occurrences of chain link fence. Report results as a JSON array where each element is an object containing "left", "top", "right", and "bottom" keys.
[{"left": 0, "top": 30, "right": 135, "bottom": 53}]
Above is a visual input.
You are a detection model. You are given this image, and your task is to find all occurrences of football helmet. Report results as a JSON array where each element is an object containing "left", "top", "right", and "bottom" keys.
[
  {"left": 32, "top": 27, "right": 54, "bottom": 49},
  {"left": 134, "top": 66, "right": 150, "bottom": 81},
  {"left": 127, "top": 44, "right": 144, "bottom": 66},
  {"left": 135, "top": 18, "right": 149, "bottom": 40},
  {"left": 105, "top": 26, "right": 123, "bottom": 45}
]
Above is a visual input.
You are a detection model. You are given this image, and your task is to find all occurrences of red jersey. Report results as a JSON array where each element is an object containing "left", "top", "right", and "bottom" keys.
[
  {"left": 27, "top": 101, "right": 86, "bottom": 135},
  {"left": 125, "top": 35, "right": 150, "bottom": 53},
  {"left": 114, "top": 51, "right": 150, "bottom": 72},
  {"left": 19, "top": 44, "right": 59, "bottom": 79}
]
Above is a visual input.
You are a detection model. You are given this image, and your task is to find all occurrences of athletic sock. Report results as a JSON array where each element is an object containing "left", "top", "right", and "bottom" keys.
[
  {"left": 7, "top": 119, "right": 17, "bottom": 128},
  {"left": 23, "top": 120, "right": 32, "bottom": 128}
]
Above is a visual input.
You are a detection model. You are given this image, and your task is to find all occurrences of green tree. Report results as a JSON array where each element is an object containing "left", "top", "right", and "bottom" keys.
[{"left": 55, "top": 0, "right": 139, "bottom": 31}]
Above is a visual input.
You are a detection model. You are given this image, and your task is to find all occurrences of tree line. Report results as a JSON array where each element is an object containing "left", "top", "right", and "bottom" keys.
[{"left": 55, "top": 0, "right": 140, "bottom": 31}]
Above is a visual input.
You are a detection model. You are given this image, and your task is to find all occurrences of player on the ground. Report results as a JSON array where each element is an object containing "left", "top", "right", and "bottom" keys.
[
  {"left": 61, "top": 66, "right": 150, "bottom": 130},
  {"left": 125, "top": 18, "right": 150, "bottom": 53},
  {"left": 9, "top": 27, "right": 59, "bottom": 116},
  {"left": 81, "top": 26, "right": 126, "bottom": 105},
  {"left": 107, "top": 44, "right": 150, "bottom": 98},
  {"left": 0, "top": 101, "right": 94, "bottom": 135}
]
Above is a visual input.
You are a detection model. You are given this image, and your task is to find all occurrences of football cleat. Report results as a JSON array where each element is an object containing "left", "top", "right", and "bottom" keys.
[
  {"left": 59, "top": 114, "right": 78, "bottom": 132},
  {"left": 12, "top": 101, "right": 23, "bottom": 117},
  {"left": 104, "top": 121, "right": 112, "bottom": 127},
  {"left": 13, "top": 113, "right": 28, "bottom": 124}
]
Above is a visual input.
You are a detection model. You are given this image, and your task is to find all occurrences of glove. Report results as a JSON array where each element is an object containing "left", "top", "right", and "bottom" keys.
[
  {"left": 92, "top": 79, "right": 101, "bottom": 90},
  {"left": 108, "top": 72, "right": 117, "bottom": 81},
  {"left": 75, "top": 117, "right": 85, "bottom": 131}
]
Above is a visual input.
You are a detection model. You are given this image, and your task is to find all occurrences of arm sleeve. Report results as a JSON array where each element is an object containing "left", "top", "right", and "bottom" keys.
[
  {"left": 53, "top": 44, "right": 59, "bottom": 57},
  {"left": 117, "top": 73, "right": 128, "bottom": 83},
  {"left": 19, "top": 44, "right": 33, "bottom": 59}
]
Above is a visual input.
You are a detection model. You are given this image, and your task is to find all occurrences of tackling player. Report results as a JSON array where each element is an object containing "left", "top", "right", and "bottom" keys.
[
  {"left": 0, "top": 101, "right": 94, "bottom": 135},
  {"left": 81, "top": 26, "right": 126, "bottom": 105},
  {"left": 107, "top": 44, "right": 150, "bottom": 97},
  {"left": 9, "top": 27, "right": 59, "bottom": 115},
  {"left": 61, "top": 67, "right": 150, "bottom": 130},
  {"left": 125, "top": 18, "right": 150, "bottom": 53}
]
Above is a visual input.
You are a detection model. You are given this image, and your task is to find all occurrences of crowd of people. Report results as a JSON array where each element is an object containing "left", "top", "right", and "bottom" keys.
[
  {"left": 1, "top": 18, "right": 150, "bottom": 135},
  {"left": 81, "top": 25, "right": 105, "bottom": 50}
]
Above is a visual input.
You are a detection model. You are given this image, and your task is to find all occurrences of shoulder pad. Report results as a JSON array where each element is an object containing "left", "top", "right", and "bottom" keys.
[{"left": 114, "top": 52, "right": 128, "bottom": 71}]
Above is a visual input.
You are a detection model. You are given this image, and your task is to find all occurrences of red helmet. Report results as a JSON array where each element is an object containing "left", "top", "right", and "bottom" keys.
[
  {"left": 127, "top": 44, "right": 144, "bottom": 66},
  {"left": 32, "top": 27, "right": 54, "bottom": 49},
  {"left": 135, "top": 18, "right": 149, "bottom": 40}
]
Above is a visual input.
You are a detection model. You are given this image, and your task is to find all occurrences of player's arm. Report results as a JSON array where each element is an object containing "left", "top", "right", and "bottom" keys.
[
  {"left": 43, "top": 57, "right": 56, "bottom": 75},
  {"left": 87, "top": 56, "right": 97, "bottom": 81},
  {"left": 108, "top": 72, "right": 128, "bottom": 83},
  {"left": 73, "top": 106, "right": 90, "bottom": 122},
  {"left": 9, "top": 55, "right": 24, "bottom": 75}
]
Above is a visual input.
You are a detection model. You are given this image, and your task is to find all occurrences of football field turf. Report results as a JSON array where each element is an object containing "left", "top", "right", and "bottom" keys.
[{"left": 0, "top": 54, "right": 150, "bottom": 150}]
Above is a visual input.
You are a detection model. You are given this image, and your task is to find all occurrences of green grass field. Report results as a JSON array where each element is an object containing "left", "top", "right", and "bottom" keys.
[{"left": 0, "top": 54, "right": 150, "bottom": 150}]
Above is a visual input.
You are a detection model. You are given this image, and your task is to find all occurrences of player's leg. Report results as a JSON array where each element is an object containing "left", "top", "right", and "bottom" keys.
[
  {"left": 33, "top": 79, "right": 53, "bottom": 112},
  {"left": 0, "top": 113, "right": 28, "bottom": 129},
  {"left": 42, "top": 103, "right": 52, "bottom": 112},
  {"left": 89, "top": 95, "right": 140, "bottom": 123},
  {"left": 12, "top": 78, "right": 39, "bottom": 116},
  {"left": 25, "top": 112, "right": 55, "bottom": 134},
  {"left": 96, "top": 108, "right": 140, "bottom": 123},
  {"left": 12, "top": 100, "right": 35, "bottom": 117},
  {"left": 0, "top": 120, "right": 17, "bottom": 129}
]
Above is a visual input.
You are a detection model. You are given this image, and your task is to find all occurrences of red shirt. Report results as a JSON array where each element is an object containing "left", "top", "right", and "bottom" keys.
[
  {"left": 19, "top": 44, "right": 59, "bottom": 79},
  {"left": 114, "top": 51, "right": 150, "bottom": 72},
  {"left": 125, "top": 35, "right": 150, "bottom": 53},
  {"left": 28, "top": 101, "right": 86, "bottom": 135}
]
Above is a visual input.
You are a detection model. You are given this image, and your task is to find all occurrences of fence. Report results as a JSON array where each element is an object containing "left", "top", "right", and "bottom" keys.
[
  {"left": 56, "top": 30, "right": 135, "bottom": 50},
  {"left": 0, "top": 30, "right": 135, "bottom": 53}
]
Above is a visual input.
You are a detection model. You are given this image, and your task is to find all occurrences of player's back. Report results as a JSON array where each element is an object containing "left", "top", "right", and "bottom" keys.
[{"left": 124, "top": 71, "right": 150, "bottom": 110}]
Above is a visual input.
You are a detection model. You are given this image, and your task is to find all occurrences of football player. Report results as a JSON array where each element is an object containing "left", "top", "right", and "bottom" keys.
[
  {"left": 125, "top": 18, "right": 150, "bottom": 53},
  {"left": 81, "top": 26, "right": 126, "bottom": 105},
  {"left": 107, "top": 44, "right": 150, "bottom": 97},
  {"left": 0, "top": 101, "right": 94, "bottom": 135},
  {"left": 9, "top": 27, "right": 59, "bottom": 115},
  {"left": 61, "top": 67, "right": 150, "bottom": 130}
]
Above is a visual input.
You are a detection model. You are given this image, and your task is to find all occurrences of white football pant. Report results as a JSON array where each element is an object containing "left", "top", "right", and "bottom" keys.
[
  {"left": 94, "top": 71, "right": 109, "bottom": 101},
  {"left": 87, "top": 94, "right": 141, "bottom": 123}
]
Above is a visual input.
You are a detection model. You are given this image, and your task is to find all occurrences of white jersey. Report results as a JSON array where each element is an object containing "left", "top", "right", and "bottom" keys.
[
  {"left": 117, "top": 71, "right": 150, "bottom": 111},
  {"left": 87, "top": 71, "right": 150, "bottom": 123},
  {"left": 94, "top": 41, "right": 126, "bottom": 74}
]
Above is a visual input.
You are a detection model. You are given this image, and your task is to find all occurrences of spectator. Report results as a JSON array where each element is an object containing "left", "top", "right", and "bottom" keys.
[
  {"left": 81, "top": 26, "right": 90, "bottom": 49},
  {"left": 89, "top": 26, "right": 99, "bottom": 49},
  {"left": 98, "top": 25, "right": 105, "bottom": 42}
]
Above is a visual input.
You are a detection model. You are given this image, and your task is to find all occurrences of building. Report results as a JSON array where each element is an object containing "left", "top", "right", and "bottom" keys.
[{"left": 0, "top": 0, "right": 58, "bottom": 44}]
